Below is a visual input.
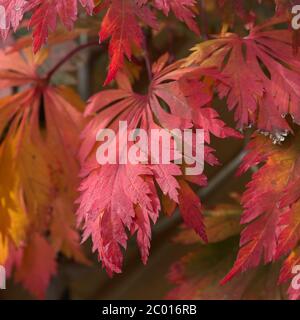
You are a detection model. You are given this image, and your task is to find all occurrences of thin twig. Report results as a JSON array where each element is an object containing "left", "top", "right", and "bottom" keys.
[
  {"left": 142, "top": 33, "right": 152, "bottom": 82},
  {"left": 198, "top": 0, "right": 209, "bottom": 40},
  {"left": 144, "top": 50, "right": 152, "bottom": 82},
  {"left": 45, "top": 41, "right": 100, "bottom": 82}
]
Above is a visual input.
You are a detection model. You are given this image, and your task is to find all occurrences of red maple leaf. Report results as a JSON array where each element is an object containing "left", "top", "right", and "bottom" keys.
[
  {"left": 1, "top": 0, "right": 200, "bottom": 84},
  {"left": 185, "top": 24, "right": 300, "bottom": 139},
  {"left": 97, "top": 0, "right": 157, "bottom": 85},
  {"left": 97, "top": 0, "right": 200, "bottom": 84},
  {"left": 221, "top": 132, "right": 300, "bottom": 300},
  {"left": 27, "top": 0, "right": 94, "bottom": 53},
  {"left": 0, "top": 0, "right": 27, "bottom": 38},
  {"left": 152, "top": 0, "right": 199, "bottom": 34},
  {"left": 78, "top": 54, "right": 240, "bottom": 275}
]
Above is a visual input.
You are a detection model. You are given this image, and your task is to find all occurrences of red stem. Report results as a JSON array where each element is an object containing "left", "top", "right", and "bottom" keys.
[
  {"left": 45, "top": 41, "right": 100, "bottom": 81},
  {"left": 142, "top": 34, "right": 152, "bottom": 82},
  {"left": 199, "top": 0, "right": 209, "bottom": 40},
  {"left": 144, "top": 49, "right": 152, "bottom": 82}
]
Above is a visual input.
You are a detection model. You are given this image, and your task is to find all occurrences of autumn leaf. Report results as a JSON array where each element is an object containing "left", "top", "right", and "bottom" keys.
[
  {"left": 2, "top": 0, "right": 199, "bottom": 84},
  {"left": 151, "top": 0, "right": 200, "bottom": 34},
  {"left": 7, "top": 233, "right": 57, "bottom": 299},
  {"left": 0, "top": 46, "right": 88, "bottom": 298},
  {"left": 1, "top": 0, "right": 299, "bottom": 301},
  {"left": 97, "top": 0, "right": 200, "bottom": 84},
  {"left": 28, "top": 0, "right": 94, "bottom": 53},
  {"left": 185, "top": 23, "right": 300, "bottom": 139},
  {"left": 78, "top": 54, "right": 240, "bottom": 275},
  {"left": 279, "top": 247, "right": 300, "bottom": 300},
  {"left": 0, "top": 0, "right": 27, "bottom": 38},
  {"left": 96, "top": 0, "right": 156, "bottom": 85},
  {"left": 217, "top": 0, "right": 256, "bottom": 27},
  {"left": 0, "top": 0, "right": 95, "bottom": 52},
  {"left": 174, "top": 202, "right": 242, "bottom": 245},
  {"left": 274, "top": 0, "right": 300, "bottom": 15},
  {"left": 167, "top": 203, "right": 283, "bottom": 300},
  {"left": 0, "top": 139, "right": 27, "bottom": 265},
  {"left": 221, "top": 132, "right": 300, "bottom": 300}
]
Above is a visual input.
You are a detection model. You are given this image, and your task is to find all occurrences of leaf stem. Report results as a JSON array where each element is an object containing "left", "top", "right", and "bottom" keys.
[
  {"left": 198, "top": 0, "right": 209, "bottom": 40},
  {"left": 45, "top": 40, "right": 100, "bottom": 81},
  {"left": 142, "top": 33, "right": 152, "bottom": 82},
  {"left": 144, "top": 51, "right": 152, "bottom": 82}
]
